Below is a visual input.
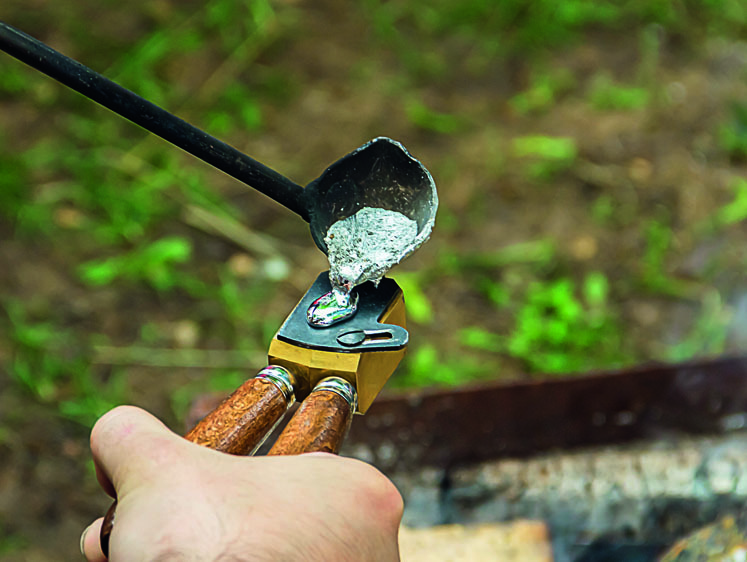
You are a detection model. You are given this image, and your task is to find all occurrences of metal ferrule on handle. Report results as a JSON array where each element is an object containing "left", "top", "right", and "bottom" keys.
[
  {"left": 256, "top": 366, "right": 296, "bottom": 405},
  {"left": 314, "top": 376, "right": 358, "bottom": 413},
  {"left": 267, "top": 377, "right": 357, "bottom": 456}
]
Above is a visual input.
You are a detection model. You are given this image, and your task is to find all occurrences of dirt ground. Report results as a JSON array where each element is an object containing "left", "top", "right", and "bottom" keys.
[{"left": 1, "top": 0, "right": 746, "bottom": 559}]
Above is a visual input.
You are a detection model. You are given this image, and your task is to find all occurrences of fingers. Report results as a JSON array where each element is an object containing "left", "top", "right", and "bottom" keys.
[
  {"left": 90, "top": 405, "right": 181, "bottom": 494},
  {"left": 80, "top": 518, "right": 105, "bottom": 562}
]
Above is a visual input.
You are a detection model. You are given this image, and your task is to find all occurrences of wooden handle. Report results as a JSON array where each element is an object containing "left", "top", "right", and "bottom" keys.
[
  {"left": 267, "top": 378, "right": 355, "bottom": 456},
  {"left": 184, "top": 376, "right": 289, "bottom": 454},
  {"left": 100, "top": 369, "right": 294, "bottom": 557}
]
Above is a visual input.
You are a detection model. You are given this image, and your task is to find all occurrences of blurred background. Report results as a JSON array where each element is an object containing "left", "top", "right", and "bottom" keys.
[{"left": 0, "top": 0, "right": 746, "bottom": 558}]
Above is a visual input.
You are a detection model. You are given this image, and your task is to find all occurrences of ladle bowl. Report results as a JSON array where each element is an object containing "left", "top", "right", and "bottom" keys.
[{"left": 305, "top": 137, "right": 438, "bottom": 261}]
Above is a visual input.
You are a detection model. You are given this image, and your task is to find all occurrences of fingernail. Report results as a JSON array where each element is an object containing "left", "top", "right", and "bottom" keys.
[
  {"left": 303, "top": 451, "right": 333, "bottom": 458},
  {"left": 80, "top": 523, "right": 93, "bottom": 557}
]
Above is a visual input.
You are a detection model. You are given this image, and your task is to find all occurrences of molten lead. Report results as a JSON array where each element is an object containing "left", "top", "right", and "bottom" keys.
[
  {"left": 306, "top": 207, "right": 419, "bottom": 328},
  {"left": 325, "top": 207, "right": 418, "bottom": 293},
  {"left": 306, "top": 289, "right": 360, "bottom": 327}
]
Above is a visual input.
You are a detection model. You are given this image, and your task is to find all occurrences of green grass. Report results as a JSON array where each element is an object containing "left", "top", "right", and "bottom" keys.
[
  {"left": 0, "top": 523, "right": 27, "bottom": 556},
  {"left": 78, "top": 236, "right": 195, "bottom": 291},
  {"left": 666, "top": 289, "right": 732, "bottom": 362},
  {"left": 395, "top": 239, "right": 635, "bottom": 387},
  {"left": 512, "top": 135, "right": 578, "bottom": 180},
  {"left": 2, "top": 0, "right": 745, "bottom": 422},
  {"left": 0, "top": 2, "right": 289, "bottom": 425},
  {"left": 463, "top": 273, "right": 628, "bottom": 375},
  {"left": 589, "top": 74, "right": 650, "bottom": 110},
  {"left": 4, "top": 300, "right": 129, "bottom": 426},
  {"left": 393, "top": 343, "right": 491, "bottom": 388},
  {"left": 506, "top": 273, "right": 626, "bottom": 373},
  {"left": 713, "top": 178, "right": 747, "bottom": 227},
  {"left": 396, "top": 270, "right": 631, "bottom": 387},
  {"left": 363, "top": 0, "right": 746, "bottom": 81},
  {"left": 391, "top": 272, "right": 433, "bottom": 324},
  {"left": 718, "top": 103, "right": 747, "bottom": 161},
  {"left": 510, "top": 68, "right": 575, "bottom": 115},
  {"left": 405, "top": 97, "right": 464, "bottom": 134},
  {"left": 639, "top": 219, "right": 700, "bottom": 298}
]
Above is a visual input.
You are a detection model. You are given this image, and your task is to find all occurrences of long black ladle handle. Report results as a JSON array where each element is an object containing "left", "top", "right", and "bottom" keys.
[{"left": 0, "top": 21, "right": 309, "bottom": 221}]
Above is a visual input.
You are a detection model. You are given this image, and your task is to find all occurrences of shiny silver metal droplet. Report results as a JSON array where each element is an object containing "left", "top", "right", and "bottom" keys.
[{"left": 306, "top": 289, "right": 359, "bottom": 327}]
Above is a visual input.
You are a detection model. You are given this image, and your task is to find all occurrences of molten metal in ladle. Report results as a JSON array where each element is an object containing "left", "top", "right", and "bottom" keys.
[{"left": 305, "top": 138, "right": 438, "bottom": 327}]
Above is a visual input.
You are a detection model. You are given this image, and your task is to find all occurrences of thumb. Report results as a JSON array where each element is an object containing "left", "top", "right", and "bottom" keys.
[{"left": 90, "top": 405, "right": 182, "bottom": 495}]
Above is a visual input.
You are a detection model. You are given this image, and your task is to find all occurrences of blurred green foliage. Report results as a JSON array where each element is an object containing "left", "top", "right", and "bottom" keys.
[
  {"left": 0, "top": 0, "right": 286, "bottom": 425},
  {"left": 78, "top": 236, "right": 194, "bottom": 291},
  {"left": 365, "top": 0, "right": 746, "bottom": 79},
  {"left": 639, "top": 219, "right": 699, "bottom": 298},
  {"left": 392, "top": 272, "right": 433, "bottom": 324},
  {"left": 510, "top": 68, "right": 575, "bottom": 115},
  {"left": 506, "top": 273, "right": 625, "bottom": 373},
  {"left": 714, "top": 178, "right": 747, "bottom": 227},
  {"left": 4, "top": 300, "right": 128, "bottom": 426},
  {"left": 1, "top": 0, "right": 745, "bottom": 429},
  {"left": 0, "top": 523, "right": 26, "bottom": 555},
  {"left": 405, "top": 98, "right": 464, "bottom": 134},
  {"left": 458, "top": 273, "right": 626, "bottom": 375},
  {"left": 667, "top": 289, "right": 732, "bottom": 362},
  {"left": 719, "top": 103, "right": 747, "bottom": 162},
  {"left": 512, "top": 135, "right": 578, "bottom": 179},
  {"left": 393, "top": 343, "right": 488, "bottom": 388},
  {"left": 589, "top": 74, "right": 650, "bottom": 111}
]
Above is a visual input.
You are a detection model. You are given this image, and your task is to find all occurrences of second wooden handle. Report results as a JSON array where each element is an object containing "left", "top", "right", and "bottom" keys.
[{"left": 268, "top": 377, "right": 356, "bottom": 456}]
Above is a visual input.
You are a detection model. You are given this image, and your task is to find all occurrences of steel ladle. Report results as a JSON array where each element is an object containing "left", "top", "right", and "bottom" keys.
[{"left": 0, "top": 21, "right": 437, "bottom": 265}]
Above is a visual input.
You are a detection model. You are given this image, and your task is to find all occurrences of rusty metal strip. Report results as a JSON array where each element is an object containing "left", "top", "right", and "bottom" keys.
[{"left": 342, "top": 355, "right": 747, "bottom": 471}]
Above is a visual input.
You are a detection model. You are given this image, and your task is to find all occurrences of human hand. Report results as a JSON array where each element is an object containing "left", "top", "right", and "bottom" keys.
[{"left": 80, "top": 406, "right": 403, "bottom": 561}]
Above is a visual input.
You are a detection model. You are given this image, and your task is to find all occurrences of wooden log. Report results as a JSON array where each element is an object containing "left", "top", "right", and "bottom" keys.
[{"left": 399, "top": 521, "right": 553, "bottom": 562}]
